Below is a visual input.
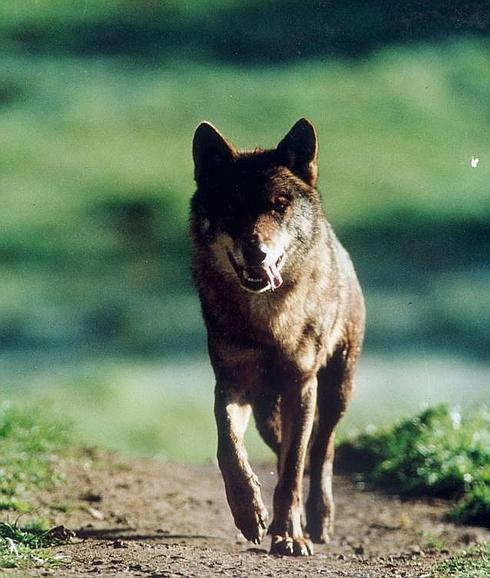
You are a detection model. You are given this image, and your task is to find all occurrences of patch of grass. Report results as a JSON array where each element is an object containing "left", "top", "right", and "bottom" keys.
[
  {"left": 0, "top": 401, "right": 70, "bottom": 511},
  {"left": 339, "top": 405, "right": 490, "bottom": 526},
  {"left": 422, "top": 531, "right": 446, "bottom": 551},
  {"left": 430, "top": 544, "right": 490, "bottom": 578},
  {"left": 450, "top": 484, "right": 490, "bottom": 528},
  {"left": 0, "top": 520, "right": 69, "bottom": 569},
  {"left": 0, "top": 404, "right": 73, "bottom": 568}
]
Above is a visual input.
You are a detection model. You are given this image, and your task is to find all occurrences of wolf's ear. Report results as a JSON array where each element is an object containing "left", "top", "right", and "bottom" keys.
[
  {"left": 277, "top": 118, "right": 318, "bottom": 186},
  {"left": 193, "top": 122, "right": 235, "bottom": 182}
]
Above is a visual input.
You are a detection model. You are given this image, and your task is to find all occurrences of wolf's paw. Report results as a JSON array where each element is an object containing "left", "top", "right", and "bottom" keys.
[
  {"left": 306, "top": 500, "right": 334, "bottom": 544},
  {"left": 305, "top": 522, "right": 331, "bottom": 544},
  {"left": 233, "top": 500, "right": 269, "bottom": 544},
  {"left": 270, "top": 534, "right": 314, "bottom": 556}
]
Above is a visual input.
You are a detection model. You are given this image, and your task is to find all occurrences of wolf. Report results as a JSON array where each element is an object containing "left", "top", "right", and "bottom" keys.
[{"left": 190, "top": 119, "right": 365, "bottom": 556}]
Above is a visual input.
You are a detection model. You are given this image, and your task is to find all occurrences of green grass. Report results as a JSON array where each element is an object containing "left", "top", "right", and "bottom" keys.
[
  {"left": 0, "top": 403, "right": 73, "bottom": 568},
  {"left": 339, "top": 405, "right": 490, "bottom": 527},
  {"left": 450, "top": 484, "right": 490, "bottom": 528},
  {"left": 0, "top": 402, "right": 70, "bottom": 511},
  {"left": 430, "top": 544, "right": 490, "bottom": 578},
  {"left": 0, "top": 521, "right": 69, "bottom": 569}
]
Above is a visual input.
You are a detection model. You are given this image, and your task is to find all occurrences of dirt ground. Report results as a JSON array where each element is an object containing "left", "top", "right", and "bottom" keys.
[{"left": 13, "top": 451, "right": 490, "bottom": 578}]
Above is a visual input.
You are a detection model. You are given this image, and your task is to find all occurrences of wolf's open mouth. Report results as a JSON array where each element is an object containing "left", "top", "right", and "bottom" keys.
[{"left": 228, "top": 252, "right": 284, "bottom": 293}]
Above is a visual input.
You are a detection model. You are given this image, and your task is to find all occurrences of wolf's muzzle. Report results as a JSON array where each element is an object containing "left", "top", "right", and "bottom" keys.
[
  {"left": 242, "top": 241, "right": 268, "bottom": 267},
  {"left": 228, "top": 250, "right": 284, "bottom": 294}
]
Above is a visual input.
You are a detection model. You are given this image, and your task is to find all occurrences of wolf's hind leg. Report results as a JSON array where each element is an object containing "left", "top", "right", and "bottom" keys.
[
  {"left": 215, "top": 386, "right": 269, "bottom": 544},
  {"left": 252, "top": 389, "right": 281, "bottom": 458},
  {"left": 305, "top": 345, "right": 357, "bottom": 544},
  {"left": 269, "top": 377, "right": 316, "bottom": 556}
]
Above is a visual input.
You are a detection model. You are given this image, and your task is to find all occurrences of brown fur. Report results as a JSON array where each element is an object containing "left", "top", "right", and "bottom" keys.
[{"left": 190, "top": 119, "right": 365, "bottom": 556}]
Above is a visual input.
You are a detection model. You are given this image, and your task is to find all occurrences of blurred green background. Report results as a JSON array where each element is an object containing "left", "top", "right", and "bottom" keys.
[{"left": 1, "top": 1, "right": 489, "bottom": 461}]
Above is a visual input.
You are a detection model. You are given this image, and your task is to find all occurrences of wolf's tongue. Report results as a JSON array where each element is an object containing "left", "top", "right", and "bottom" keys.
[{"left": 263, "top": 262, "right": 283, "bottom": 290}]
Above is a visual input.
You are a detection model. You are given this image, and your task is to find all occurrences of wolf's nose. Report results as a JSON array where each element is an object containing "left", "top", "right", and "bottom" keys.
[{"left": 242, "top": 242, "right": 267, "bottom": 266}]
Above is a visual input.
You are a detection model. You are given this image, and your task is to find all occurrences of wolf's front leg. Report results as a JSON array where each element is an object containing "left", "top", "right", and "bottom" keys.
[
  {"left": 270, "top": 377, "right": 317, "bottom": 556},
  {"left": 214, "top": 385, "right": 269, "bottom": 544}
]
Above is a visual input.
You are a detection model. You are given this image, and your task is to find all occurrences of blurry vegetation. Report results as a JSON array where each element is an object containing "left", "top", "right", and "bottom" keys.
[
  {"left": 0, "top": 402, "right": 70, "bottom": 511},
  {"left": 0, "top": 39, "right": 489, "bottom": 356},
  {"left": 0, "top": 1, "right": 488, "bottom": 61},
  {"left": 450, "top": 484, "right": 490, "bottom": 527},
  {"left": 1, "top": 360, "right": 273, "bottom": 462},
  {"left": 339, "top": 406, "right": 490, "bottom": 527},
  {"left": 0, "top": 2, "right": 488, "bottom": 359}
]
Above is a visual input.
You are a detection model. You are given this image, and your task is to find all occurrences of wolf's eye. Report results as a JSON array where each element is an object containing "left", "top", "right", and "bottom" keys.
[{"left": 273, "top": 197, "right": 290, "bottom": 213}]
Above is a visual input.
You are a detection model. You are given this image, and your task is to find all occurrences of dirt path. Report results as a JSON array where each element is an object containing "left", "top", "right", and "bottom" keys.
[{"left": 18, "top": 452, "right": 489, "bottom": 577}]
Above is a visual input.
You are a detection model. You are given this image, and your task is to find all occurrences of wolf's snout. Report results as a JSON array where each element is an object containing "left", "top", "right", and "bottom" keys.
[{"left": 242, "top": 241, "right": 268, "bottom": 266}]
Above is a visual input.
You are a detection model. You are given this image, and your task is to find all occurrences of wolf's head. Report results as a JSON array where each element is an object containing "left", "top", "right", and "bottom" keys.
[{"left": 191, "top": 119, "right": 323, "bottom": 294}]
